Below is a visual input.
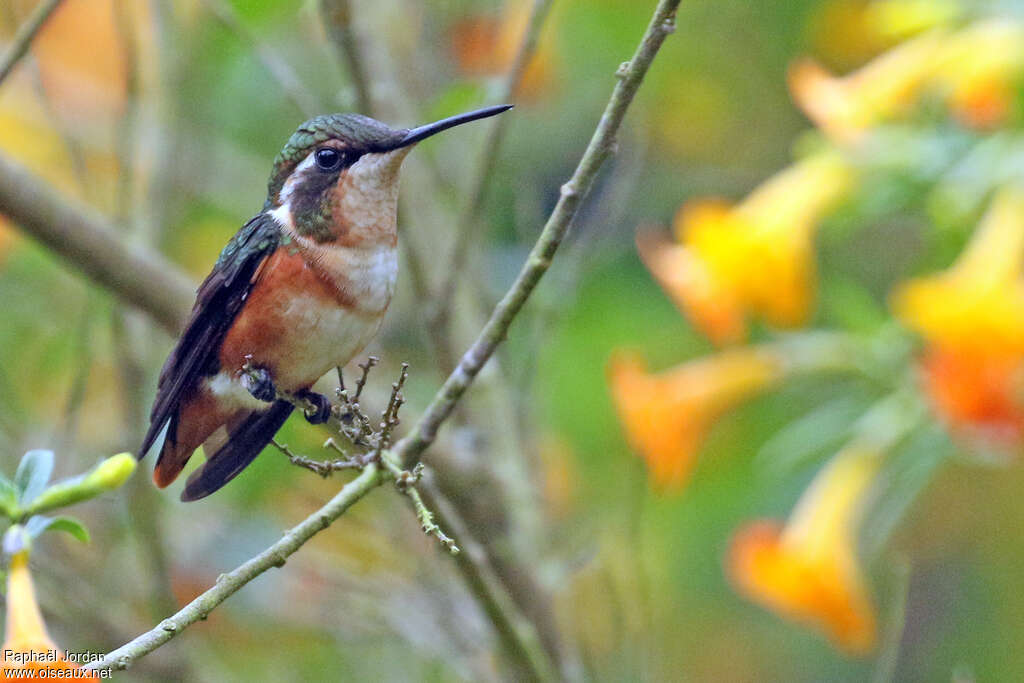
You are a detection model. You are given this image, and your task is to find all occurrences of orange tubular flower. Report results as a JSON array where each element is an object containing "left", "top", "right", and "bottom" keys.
[
  {"left": 932, "top": 20, "right": 1024, "bottom": 130},
  {"left": 638, "top": 154, "right": 853, "bottom": 345},
  {"left": 791, "top": 19, "right": 1024, "bottom": 140},
  {"left": 918, "top": 348, "right": 1024, "bottom": 445},
  {"left": 2, "top": 547, "right": 94, "bottom": 678},
  {"left": 608, "top": 349, "right": 784, "bottom": 491},
  {"left": 728, "top": 446, "right": 880, "bottom": 655},
  {"left": 450, "top": 0, "right": 555, "bottom": 99},
  {"left": 894, "top": 188, "right": 1024, "bottom": 443},
  {"left": 893, "top": 187, "right": 1024, "bottom": 358},
  {"left": 789, "top": 30, "right": 945, "bottom": 144}
]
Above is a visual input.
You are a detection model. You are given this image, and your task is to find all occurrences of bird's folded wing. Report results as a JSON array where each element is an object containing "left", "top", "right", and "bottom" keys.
[{"left": 140, "top": 213, "right": 282, "bottom": 457}]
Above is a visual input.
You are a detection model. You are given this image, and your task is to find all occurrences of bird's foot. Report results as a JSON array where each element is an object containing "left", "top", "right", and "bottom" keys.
[
  {"left": 297, "top": 390, "right": 333, "bottom": 425},
  {"left": 241, "top": 366, "right": 277, "bottom": 403}
]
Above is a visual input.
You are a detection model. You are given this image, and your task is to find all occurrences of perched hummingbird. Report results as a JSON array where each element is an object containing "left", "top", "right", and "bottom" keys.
[{"left": 140, "top": 105, "right": 511, "bottom": 501}]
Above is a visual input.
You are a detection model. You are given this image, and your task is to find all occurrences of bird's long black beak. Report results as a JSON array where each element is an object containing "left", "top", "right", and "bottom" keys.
[{"left": 393, "top": 104, "right": 513, "bottom": 148}]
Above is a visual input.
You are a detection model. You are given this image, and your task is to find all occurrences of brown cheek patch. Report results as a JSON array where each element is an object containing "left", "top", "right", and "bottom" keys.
[{"left": 329, "top": 173, "right": 360, "bottom": 247}]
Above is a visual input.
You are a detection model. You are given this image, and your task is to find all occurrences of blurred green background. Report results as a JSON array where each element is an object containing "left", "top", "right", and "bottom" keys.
[{"left": 1, "top": 0, "right": 1022, "bottom": 680}]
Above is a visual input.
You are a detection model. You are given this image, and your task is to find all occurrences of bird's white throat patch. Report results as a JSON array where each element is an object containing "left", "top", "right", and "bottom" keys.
[{"left": 335, "top": 149, "right": 410, "bottom": 237}]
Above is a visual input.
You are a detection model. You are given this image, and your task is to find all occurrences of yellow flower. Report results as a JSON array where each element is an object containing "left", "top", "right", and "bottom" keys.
[
  {"left": 2, "top": 546, "right": 93, "bottom": 678},
  {"left": 918, "top": 347, "right": 1024, "bottom": 447},
  {"left": 893, "top": 187, "right": 1024, "bottom": 357},
  {"left": 789, "top": 30, "right": 945, "bottom": 143},
  {"left": 728, "top": 445, "right": 880, "bottom": 655},
  {"left": 895, "top": 188, "right": 1024, "bottom": 447},
  {"left": 608, "top": 349, "right": 784, "bottom": 491},
  {"left": 804, "top": 0, "right": 890, "bottom": 70},
  {"left": 791, "top": 20, "right": 1024, "bottom": 140},
  {"left": 638, "top": 154, "right": 853, "bottom": 344},
  {"left": 865, "top": 0, "right": 961, "bottom": 40},
  {"left": 932, "top": 20, "right": 1024, "bottom": 130}
]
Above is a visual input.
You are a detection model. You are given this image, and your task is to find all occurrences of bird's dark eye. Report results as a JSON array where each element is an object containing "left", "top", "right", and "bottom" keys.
[{"left": 314, "top": 148, "right": 343, "bottom": 171}]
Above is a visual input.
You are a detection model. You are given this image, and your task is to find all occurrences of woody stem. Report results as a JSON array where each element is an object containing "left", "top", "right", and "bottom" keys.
[{"left": 393, "top": 0, "right": 681, "bottom": 469}]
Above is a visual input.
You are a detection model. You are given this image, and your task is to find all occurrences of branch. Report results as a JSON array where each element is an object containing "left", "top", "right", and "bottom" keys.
[
  {"left": 0, "top": 0, "right": 64, "bottom": 85},
  {"left": 84, "top": 465, "right": 384, "bottom": 673},
  {"left": 432, "top": 0, "right": 556, "bottom": 369},
  {"left": 394, "top": 0, "right": 680, "bottom": 469},
  {"left": 201, "top": 0, "right": 322, "bottom": 118},
  {"left": 417, "top": 477, "right": 563, "bottom": 682},
  {"left": 0, "top": 154, "right": 194, "bottom": 333},
  {"left": 319, "top": 0, "right": 374, "bottom": 115},
  {"left": 259, "top": 360, "right": 461, "bottom": 554}
]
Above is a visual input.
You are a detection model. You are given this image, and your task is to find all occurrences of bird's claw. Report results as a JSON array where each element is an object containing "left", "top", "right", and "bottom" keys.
[
  {"left": 298, "top": 390, "right": 332, "bottom": 425},
  {"left": 242, "top": 366, "right": 277, "bottom": 403}
]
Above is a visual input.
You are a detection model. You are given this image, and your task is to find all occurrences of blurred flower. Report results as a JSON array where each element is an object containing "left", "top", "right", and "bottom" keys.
[
  {"left": 728, "top": 445, "right": 879, "bottom": 655},
  {"left": 919, "top": 348, "right": 1024, "bottom": 447},
  {"left": 893, "top": 187, "right": 1024, "bottom": 357},
  {"left": 2, "top": 542, "right": 94, "bottom": 678},
  {"left": 933, "top": 20, "right": 1024, "bottom": 130},
  {"left": 865, "top": 0, "right": 961, "bottom": 41},
  {"left": 450, "top": 0, "right": 556, "bottom": 99},
  {"left": 608, "top": 348, "right": 784, "bottom": 491},
  {"left": 638, "top": 154, "right": 853, "bottom": 344},
  {"left": 789, "top": 30, "right": 945, "bottom": 144},
  {"left": 538, "top": 434, "right": 576, "bottom": 520},
  {"left": 30, "top": 0, "right": 130, "bottom": 120},
  {"left": 895, "top": 188, "right": 1024, "bottom": 446},
  {"left": 0, "top": 221, "right": 18, "bottom": 268},
  {"left": 791, "top": 19, "right": 1024, "bottom": 141},
  {"left": 805, "top": 0, "right": 890, "bottom": 69},
  {"left": 0, "top": 0, "right": 142, "bottom": 217}
]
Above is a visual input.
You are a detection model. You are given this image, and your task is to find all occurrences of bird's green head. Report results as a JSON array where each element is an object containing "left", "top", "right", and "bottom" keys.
[{"left": 265, "top": 105, "right": 512, "bottom": 244}]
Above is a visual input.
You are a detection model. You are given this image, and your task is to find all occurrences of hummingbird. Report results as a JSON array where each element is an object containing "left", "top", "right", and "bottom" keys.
[{"left": 140, "top": 104, "right": 512, "bottom": 501}]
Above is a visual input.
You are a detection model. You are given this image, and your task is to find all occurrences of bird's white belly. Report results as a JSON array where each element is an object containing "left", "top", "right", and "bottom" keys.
[
  {"left": 272, "top": 293, "right": 384, "bottom": 388},
  {"left": 205, "top": 294, "right": 386, "bottom": 412}
]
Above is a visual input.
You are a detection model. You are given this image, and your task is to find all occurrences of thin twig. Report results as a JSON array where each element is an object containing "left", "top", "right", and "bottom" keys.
[
  {"left": 0, "top": 154, "right": 194, "bottom": 333},
  {"left": 0, "top": 0, "right": 64, "bottom": 86},
  {"left": 418, "top": 477, "right": 562, "bottom": 682},
  {"left": 394, "top": 0, "right": 681, "bottom": 469},
  {"left": 83, "top": 465, "right": 384, "bottom": 673},
  {"left": 432, "top": 0, "right": 556, "bottom": 371},
  {"left": 353, "top": 356, "right": 377, "bottom": 401},
  {"left": 319, "top": 0, "right": 374, "bottom": 114},
  {"left": 379, "top": 458, "right": 459, "bottom": 554},
  {"left": 271, "top": 438, "right": 363, "bottom": 477},
  {"left": 271, "top": 362, "right": 457, "bottom": 553},
  {"left": 201, "top": 0, "right": 321, "bottom": 117},
  {"left": 111, "top": 0, "right": 182, "bottom": 625}
]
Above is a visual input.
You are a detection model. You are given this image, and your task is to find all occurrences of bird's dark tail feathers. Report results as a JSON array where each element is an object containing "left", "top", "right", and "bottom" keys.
[{"left": 181, "top": 400, "right": 294, "bottom": 501}]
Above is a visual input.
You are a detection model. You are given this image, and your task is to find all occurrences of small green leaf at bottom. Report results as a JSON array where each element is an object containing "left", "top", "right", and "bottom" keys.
[
  {"left": 15, "top": 450, "right": 55, "bottom": 505},
  {"left": 24, "top": 515, "right": 90, "bottom": 543}
]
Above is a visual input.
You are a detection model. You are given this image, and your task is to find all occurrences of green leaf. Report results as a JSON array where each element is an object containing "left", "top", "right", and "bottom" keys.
[
  {"left": 14, "top": 450, "right": 54, "bottom": 505},
  {"left": 24, "top": 515, "right": 89, "bottom": 543},
  {"left": 0, "top": 476, "right": 19, "bottom": 520},
  {"left": 755, "top": 395, "right": 868, "bottom": 479},
  {"left": 859, "top": 423, "right": 953, "bottom": 558}
]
